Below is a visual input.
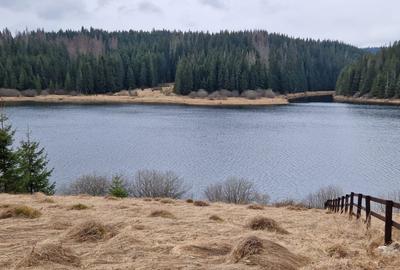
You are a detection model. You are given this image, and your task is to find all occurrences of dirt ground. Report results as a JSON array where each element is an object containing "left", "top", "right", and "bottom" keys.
[{"left": 0, "top": 193, "right": 399, "bottom": 270}]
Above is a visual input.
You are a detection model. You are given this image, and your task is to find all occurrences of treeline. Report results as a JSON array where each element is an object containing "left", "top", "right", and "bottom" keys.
[
  {"left": 0, "top": 113, "right": 54, "bottom": 195},
  {"left": 0, "top": 28, "right": 363, "bottom": 95},
  {"left": 336, "top": 42, "right": 400, "bottom": 98}
]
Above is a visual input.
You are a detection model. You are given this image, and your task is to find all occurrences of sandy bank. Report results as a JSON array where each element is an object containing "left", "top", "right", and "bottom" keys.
[
  {"left": 334, "top": 95, "right": 400, "bottom": 106},
  {"left": 0, "top": 193, "right": 399, "bottom": 269},
  {"left": 0, "top": 94, "right": 288, "bottom": 107}
]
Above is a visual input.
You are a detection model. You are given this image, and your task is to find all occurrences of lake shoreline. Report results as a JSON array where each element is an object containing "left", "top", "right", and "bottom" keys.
[
  {"left": 0, "top": 94, "right": 289, "bottom": 107},
  {"left": 0, "top": 91, "right": 341, "bottom": 107},
  {"left": 334, "top": 95, "right": 400, "bottom": 106}
]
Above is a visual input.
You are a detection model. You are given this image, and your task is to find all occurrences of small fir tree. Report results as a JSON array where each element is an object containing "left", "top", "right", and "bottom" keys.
[{"left": 109, "top": 175, "right": 128, "bottom": 198}]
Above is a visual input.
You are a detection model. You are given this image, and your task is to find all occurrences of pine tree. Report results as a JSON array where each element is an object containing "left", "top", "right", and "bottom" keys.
[
  {"left": 64, "top": 72, "right": 74, "bottom": 90},
  {"left": 17, "top": 130, "right": 55, "bottom": 195},
  {"left": 109, "top": 175, "right": 128, "bottom": 198},
  {"left": 0, "top": 113, "right": 19, "bottom": 193}
]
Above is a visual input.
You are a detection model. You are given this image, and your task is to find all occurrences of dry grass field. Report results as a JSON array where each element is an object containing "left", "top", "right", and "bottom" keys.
[{"left": 0, "top": 193, "right": 399, "bottom": 270}]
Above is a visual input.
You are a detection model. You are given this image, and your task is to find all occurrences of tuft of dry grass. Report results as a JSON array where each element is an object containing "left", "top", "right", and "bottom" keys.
[
  {"left": 105, "top": 195, "right": 120, "bottom": 201},
  {"left": 142, "top": 198, "right": 152, "bottom": 201},
  {"left": 326, "top": 244, "right": 348, "bottom": 258},
  {"left": 230, "top": 236, "right": 264, "bottom": 263},
  {"left": 193, "top": 200, "right": 210, "bottom": 207},
  {"left": 247, "top": 204, "right": 264, "bottom": 210},
  {"left": 40, "top": 197, "right": 55, "bottom": 203},
  {"left": 69, "top": 203, "right": 89, "bottom": 210},
  {"left": 186, "top": 199, "right": 194, "bottom": 203},
  {"left": 246, "top": 216, "right": 288, "bottom": 234},
  {"left": 149, "top": 210, "right": 176, "bottom": 219},
  {"left": 176, "top": 242, "right": 231, "bottom": 257},
  {"left": 0, "top": 205, "right": 41, "bottom": 219},
  {"left": 209, "top": 215, "right": 224, "bottom": 222},
  {"left": 67, "top": 220, "right": 115, "bottom": 242},
  {"left": 160, "top": 198, "right": 175, "bottom": 204},
  {"left": 17, "top": 241, "right": 81, "bottom": 268},
  {"left": 229, "top": 236, "right": 308, "bottom": 269}
]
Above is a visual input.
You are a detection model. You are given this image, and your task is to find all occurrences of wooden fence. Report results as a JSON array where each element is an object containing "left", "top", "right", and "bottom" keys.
[{"left": 325, "top": 192, "right": 400, "bottom": 245}]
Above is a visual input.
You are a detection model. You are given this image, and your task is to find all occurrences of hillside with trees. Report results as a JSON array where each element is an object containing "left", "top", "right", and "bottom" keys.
[
  {"left": 0, "top": 28, "right": 363, "bottom": 95},
  {"left": 336, "top": 42, "right": 400, "bottom": 98}
]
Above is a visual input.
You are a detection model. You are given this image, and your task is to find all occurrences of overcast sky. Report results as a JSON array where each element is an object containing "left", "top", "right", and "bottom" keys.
[{"left": 0, "top": 0, "right": 398, "bottom": 47}]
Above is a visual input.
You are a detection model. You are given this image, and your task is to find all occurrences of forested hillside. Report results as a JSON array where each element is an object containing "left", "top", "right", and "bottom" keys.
[
  {"left": 336, "top": 42, "right": 400, "bottom": 98},
  {"left": 0, "top": 28, "right": 362, "bottom": 95}
]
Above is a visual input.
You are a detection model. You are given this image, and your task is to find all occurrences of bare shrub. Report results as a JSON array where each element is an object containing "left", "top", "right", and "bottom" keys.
[
  {"left": 186, "top": 199, "right": 193, "bottom": 203},
  {"left": 130, "top": 170, "right": 188, "bottom": 199},
  {"left": 231, "top": 90, "right": 239, "bottom": 97},
  {"left": 160, "top": 198, "right": 174, "bottom": 204},
  {"left": 149, "top": 210, "right": 175, "bottom": 219},
  {"left": 204, "top": 177, "right": 269, "bottom": 205},
  {"left": 196, "top": 89, "right": 208, "bottom": 98},
  {"left": 219, "top": 89, "right": 233, "bottom": 97},
  {"left": 0, "top": 88, "right": 21, "bottom": 97},
  {"left": 273, "top": 199, "right": 307, "bottom": 210},
  {"left": 208, "top": 91, "right": 227, "bottom": 100},
  {"left": 17, "top": 241, "right": 81, "bottom": 268},
  {"left": 40, "top": 90, "right": 49, "bottom": 96},
  {"left": 0, "top": 205, "right": 41, "bottom": 219},
  {"left": 264, "top": 89, "right": 276, "bottom": 98},
  {"left": 188, "top": 91, "right": 197, "bottom": 98},
  {"left": 67, "top": 220, "right": 115, "bottom": 242},
  {"left": 246, "top": 216, "right": 288, "bottom": 234},
  {"left": 193, "top": 200, "right": 210, "bottom": 207},
  {"left": 21, "top": 89, "right": 38, "bottom": 97},
  {"left": 64, "top": 174, "right": 110, "bottom": 196},
  {"left": 54, "top": 89, "right": 67, "bottom": 95},
  {"left": 241, "top": 90, "right": 260, "bottom": 100},
  {"left": 303, "top": 185, "right": 343, "bottom": 209}
]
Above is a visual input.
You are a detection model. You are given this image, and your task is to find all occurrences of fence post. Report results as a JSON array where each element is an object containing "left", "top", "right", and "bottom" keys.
[
  {"left": 337, "top": 197, "right": 341, "bottom": 212},
  {"left": 356, "top": 194, "right": 362, "bottom": 219},
  {"left": 341, "top": 196, "right": 345, "bottom": 213},
  {"left": 365, "top": 196, "right": 371, "bottom": 228},
  {"left": 385, "top": 200, "right": 393, "bottom": 245},
  {"left": 335, "top": 198, "right": 339, "bottom": 212},
  {"left": 349, "top": 192, "right": 354, "bottom": 218},
  {"left": 345, "top": 195, "right": 349, "bottom": 213}
]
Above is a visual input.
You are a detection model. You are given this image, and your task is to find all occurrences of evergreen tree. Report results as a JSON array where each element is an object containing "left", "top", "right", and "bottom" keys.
[
  {"left": 109, "top": 175, "right": 128, "bottom": 198},
  {"left": 16, "top": 130, "right": 55, "bottom": 195},
  {"left": 0, "top": 113, "right": 19, "bottom": 193}
]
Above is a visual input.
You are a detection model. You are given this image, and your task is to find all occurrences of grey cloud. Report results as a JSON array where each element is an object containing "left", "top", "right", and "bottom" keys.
[
  {"left": 199, "top": 0, "right": 225, "bottom": 9},
  {"left": 138, "top": 1, "right": 162, "bottom": 14},
  {"left": 0, "top": 0, "right": 87, "bottom": 20}
]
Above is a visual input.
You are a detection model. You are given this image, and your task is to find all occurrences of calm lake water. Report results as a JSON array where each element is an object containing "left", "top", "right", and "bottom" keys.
[{"left": 6, "top": 102, "right": 400, "bottom": 200}]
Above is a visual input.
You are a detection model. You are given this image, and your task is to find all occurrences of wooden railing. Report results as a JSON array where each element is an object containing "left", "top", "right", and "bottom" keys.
[{"left": 325, "top": 192, "right": 400, "bottom": 245}]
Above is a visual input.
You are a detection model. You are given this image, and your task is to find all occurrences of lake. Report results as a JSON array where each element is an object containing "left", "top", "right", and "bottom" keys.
[{"left": 6, "top": 102, "right": 400, "bottom": 201}]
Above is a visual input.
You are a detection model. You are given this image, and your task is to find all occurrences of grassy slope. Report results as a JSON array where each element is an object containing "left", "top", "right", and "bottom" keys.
[{"left": 0, "top": 193, "right": 399, "bottom": 269}]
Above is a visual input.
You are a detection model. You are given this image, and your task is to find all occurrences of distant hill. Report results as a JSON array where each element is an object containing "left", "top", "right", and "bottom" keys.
[
  {"left": 0, "top": 28, "right": 363, "bottom": 95},
  {"left": 362, "top": 47, "right": 382, "bottom": 54},
  {"left": 336, "top": 42, "right": 400, "bottom": 98}
]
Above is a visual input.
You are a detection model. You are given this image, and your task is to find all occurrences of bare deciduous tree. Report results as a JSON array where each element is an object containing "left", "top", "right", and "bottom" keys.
[
  {"left": 63, "top": 174, "right": 110, "bottom": 196},
  {"left": 303, "top": 185, "right": 343, "bottom": 209},
  {"left": 204, "top": 177, "right": 269, "bottom": 205},
  {"left": 130, "top": 170, "right": 188, "bottom": 199}
]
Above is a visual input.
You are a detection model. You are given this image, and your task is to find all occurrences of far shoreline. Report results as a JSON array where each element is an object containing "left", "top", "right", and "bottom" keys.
[{"left": 334, "top": 95, "right": 400, "bottom": 106}]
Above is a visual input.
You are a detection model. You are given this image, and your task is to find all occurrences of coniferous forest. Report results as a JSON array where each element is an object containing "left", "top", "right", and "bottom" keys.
[
  {"left": 0, "top": 28, "right": 363, "bottom": 95},
  {"left": 336, "top": 42, "right": 400, "bottom": 98}
]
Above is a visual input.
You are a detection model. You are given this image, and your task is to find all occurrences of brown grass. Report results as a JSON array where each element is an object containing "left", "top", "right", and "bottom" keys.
[
  {"left": 247, "top": 204, "right": 264, "bottom": 210},
  {"left": 0, "top": 205, "right": 41, "bottom": 219},
  {"left": 69, "top": 203, "right": 89, "bottom": 210},
  {"left": 160, "top": 198, "right": 175, "bottom": 204},
  {"left": 40, "top": 197, "right": 56, "bottom": 203},
  {"left": 326, "top": 244, "right": 348, "bottom": 258},
  {"left": 142, "top": 197, "right": 152, "bottom": 201},
  {"left": 193, "top": 200, "right": 210, "bottom": 207},
  {"left": 229, "top": 236, "right": 309, "bottom": 269},
  {"left": 149, "top": 210, "right": 176, "bottom": 219},
  {"left": 209, "top": 215, "right": 224, "bottom": 222},
  {"left": 105, "top": 195, "right": 120, "bottom": 201},
  {"left": 67, "top": 220, "right": 115, "bottom": 242},
  {"left": 17, "top": 241, "right": 81, "bottom": 268},
  {"left": 1, "top": 194, "right": 399, "bottom": 269},
  {"left": 246, "top": 216, "right": 288, "bottom": 234}
]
